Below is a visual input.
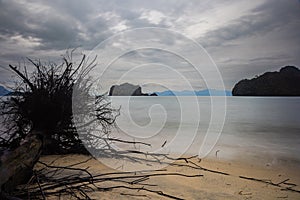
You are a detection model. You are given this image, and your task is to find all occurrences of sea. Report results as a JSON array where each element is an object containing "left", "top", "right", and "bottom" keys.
[
  {"left": 1, "top": 96, "right": 299, "bottom": 168},
  {"left": 108, "top": 96, "right": 300, "bottom": 167}
]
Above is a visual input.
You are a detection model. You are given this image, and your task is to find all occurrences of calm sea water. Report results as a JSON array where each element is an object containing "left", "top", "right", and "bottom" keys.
[
  {"left": 110, "top": 97, "right": 300, "bottom": 167},
  {"left": 1, "top": 96, "right": 299, "bottom": 167}
]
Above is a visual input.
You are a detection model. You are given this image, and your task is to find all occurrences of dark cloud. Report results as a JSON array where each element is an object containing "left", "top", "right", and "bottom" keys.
[
  {"left": 0, "top": 0, "right": 299, "bottom": 89},
  {"left": 198, "top": 0, "right": 300, "bottom": 48},
  {"left": 0, "top": 1, "right": 31, "bottom": 35}
]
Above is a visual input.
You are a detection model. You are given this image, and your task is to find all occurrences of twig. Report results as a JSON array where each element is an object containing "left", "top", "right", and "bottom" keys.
[
  {"left": 33, "top": 172, "right": 46, "bottom": 200},
  {"left": 37, "top": 161, "right": 94, "bottom": 183},
  {"left": 120, "top": 193, "right": 148, "bottom": 198},
  {"left": 239, "top": 175, "right": 300, "bottom": 194}
]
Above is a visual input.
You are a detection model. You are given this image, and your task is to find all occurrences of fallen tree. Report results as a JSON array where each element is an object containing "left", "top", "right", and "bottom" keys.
[
  {"left": 0, "top": 51, "right": 119, "bottom": 155},
  {"left": 0, "top": 50, "right": 121, "bottom": 197}
]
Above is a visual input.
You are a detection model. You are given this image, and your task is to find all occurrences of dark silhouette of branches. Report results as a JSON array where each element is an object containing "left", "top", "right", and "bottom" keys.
[
  {"left": 0, "top": 50, "right": 119, "bottom": 154},
  {"left": 0, "top": 50, "right": 122, "bottom": 197}
]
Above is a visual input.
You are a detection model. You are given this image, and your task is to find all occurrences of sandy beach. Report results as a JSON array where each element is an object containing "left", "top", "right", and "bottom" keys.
[{"left": 36, "top": 154, "right": 300, "bottom": 200}]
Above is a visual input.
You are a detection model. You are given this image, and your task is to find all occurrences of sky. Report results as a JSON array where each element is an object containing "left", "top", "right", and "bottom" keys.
[{"left": 0, "top": 0, "right": 300, "bottom": 92}]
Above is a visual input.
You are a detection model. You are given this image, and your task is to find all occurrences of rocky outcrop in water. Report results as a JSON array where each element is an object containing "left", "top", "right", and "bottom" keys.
[
  {"left": 109, "top": 83, "right": 152, "bottom": 96},
  {"left": 232, "top": 66, "right": 300, "bottom": 96}
]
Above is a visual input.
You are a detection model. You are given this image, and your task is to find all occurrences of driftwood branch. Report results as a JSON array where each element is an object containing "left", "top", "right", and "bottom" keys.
[
  {"left": 0, "top": 131, "right": 43, "bottom": 191},
  {"left": 5, "top": 155, "right": 204, "bottom": 199},
  {"left": 239, "top": 175, "right": 300, "bottom": 193}
]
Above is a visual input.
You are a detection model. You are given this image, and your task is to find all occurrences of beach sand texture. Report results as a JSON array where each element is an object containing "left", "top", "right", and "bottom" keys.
[{"left": 36, "top": 154, "right": 300, "bottom": 200}]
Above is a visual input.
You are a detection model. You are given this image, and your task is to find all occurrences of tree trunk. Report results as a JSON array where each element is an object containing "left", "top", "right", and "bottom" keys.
[{"left": 0, "top": 130, "right": 43, "bottom": 193}]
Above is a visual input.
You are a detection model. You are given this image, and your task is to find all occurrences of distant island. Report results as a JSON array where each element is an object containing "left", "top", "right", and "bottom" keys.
[
  {"left": 108, "top": 83, "right": 231, "bottom": 96},
  {"left": 109, "top": 83, "right": 157, "bottom": 96},
  {"left": 156, "top": 89, "right": 231, "bottom": 96},
  {"left": 0, "top": 85, "right": 10, "bottom": 96},
  {"left": 232, "top": 66, "right": 300, "bottom": 96}
]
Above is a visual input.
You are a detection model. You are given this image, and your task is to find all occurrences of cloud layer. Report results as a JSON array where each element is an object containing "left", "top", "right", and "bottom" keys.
[{"left": 0, "top": 0, "right": 299, "bottom": 90}]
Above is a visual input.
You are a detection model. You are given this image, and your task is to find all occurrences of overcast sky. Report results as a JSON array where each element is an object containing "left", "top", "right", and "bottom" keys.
[{"left": 0, "top": 0, "right": 299, "bottom": 91}]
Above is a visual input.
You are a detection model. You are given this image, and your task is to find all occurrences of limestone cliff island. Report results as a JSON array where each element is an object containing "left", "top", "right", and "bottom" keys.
[
  {"left": 232, "top": 66, "right": 300, "bottom": 96},
  {"left": 108, "top": 83, "right": 157, "bottom": 96}
]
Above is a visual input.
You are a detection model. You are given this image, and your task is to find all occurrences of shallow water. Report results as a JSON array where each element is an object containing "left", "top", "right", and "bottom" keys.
[
  {"left": 109, "top": 96, "right": 300, "bottom": 167},
  {"left": 2, "top": 95, "right": 299, "bottom": 167}
]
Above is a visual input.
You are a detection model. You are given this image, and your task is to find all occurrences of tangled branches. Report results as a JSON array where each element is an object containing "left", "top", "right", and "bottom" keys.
[
  {"left": 9, "top": 154, "right": 300, "bottom": 200},
  {"left": 11, "top": 155, "right": 204, "bottom": 200},
  {"left": 0, "top": 50, "right": 119, "bottom": 154}
]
